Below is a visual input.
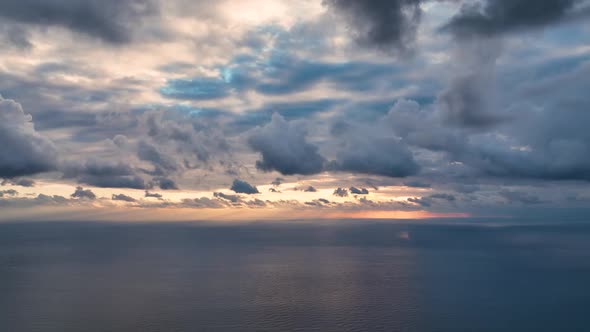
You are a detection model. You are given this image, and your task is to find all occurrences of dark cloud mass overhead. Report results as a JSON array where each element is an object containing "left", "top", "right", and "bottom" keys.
[{"left": 0, "top": 0, "right": 159, "bottom": 44}]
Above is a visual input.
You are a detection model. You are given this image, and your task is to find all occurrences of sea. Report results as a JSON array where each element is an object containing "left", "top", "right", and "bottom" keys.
[{"left": 1, "top": 220, "right": 589, "bottom": 331}]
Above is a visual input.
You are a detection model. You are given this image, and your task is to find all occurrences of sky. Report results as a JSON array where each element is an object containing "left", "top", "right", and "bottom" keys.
[{"left": 1, "top": 0, "right": 590, "bottom": 222}]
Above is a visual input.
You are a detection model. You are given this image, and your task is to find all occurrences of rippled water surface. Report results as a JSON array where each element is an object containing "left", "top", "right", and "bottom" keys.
[{"left": 1, "top": 221, "right": 590, "bottom": 331}]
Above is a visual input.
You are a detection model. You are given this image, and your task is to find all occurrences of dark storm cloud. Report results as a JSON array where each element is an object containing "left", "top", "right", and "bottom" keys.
[
  {"left": 111, "top": 193, "right": 137, "bottom": 202},
  {"left": 71, "top": 186, "right": 96, "bottom": 200},
  {"left": 0, "top": 0, "right": 159, "bottom": 45},
  {"left": 349, "top": 187, "right": 370, "bottom": 195},
  {"left": 442, "top": 0, "right": 590, "bottom": 37},
  {"left": 230, "top": 179, "right": 259, "bottom": 194},
  {"left": 248, "top": 114, "right": 325, "bottom": 176},
  {"left": 323, "top": 0, "right": 423, "bottom": 51},
  {"left": 0, "top": 96, "right": 58, "bottom": 178}
]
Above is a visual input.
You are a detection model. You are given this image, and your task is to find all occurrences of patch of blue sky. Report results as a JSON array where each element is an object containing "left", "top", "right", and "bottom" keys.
[
  {"left": 160, "top": 77, "right": 229, "bottom": 100},
  {"left": 159, "top": 23, "right": 408, "bottom": 101}
]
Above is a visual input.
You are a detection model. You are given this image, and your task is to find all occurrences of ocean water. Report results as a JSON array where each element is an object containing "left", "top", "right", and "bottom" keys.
[{"left": 1, "top": 221, "right": 590, "bottom": 332}]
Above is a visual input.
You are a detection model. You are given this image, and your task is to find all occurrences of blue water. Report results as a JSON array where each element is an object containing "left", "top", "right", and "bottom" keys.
[{"left": 1, "top": 221, "right": 590, "bottom": 331}]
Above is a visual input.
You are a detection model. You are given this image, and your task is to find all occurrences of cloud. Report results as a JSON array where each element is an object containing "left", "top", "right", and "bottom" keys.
[
  {"left": 304, "top": 186, "right": 318, "bottom": 192},
  {"left": 333, "top": 187, "right": 349, "bottom": 197},
  {"left": 349, "top": 187, "right": 369, "bottom": 195},
  {"left": 0, "top": 96, "right": 57, "bottom": 178},
  {"left": 214, "top": 192, "right": 241, "bottom": 203},
  {"left": 323, "top": 0, "right": 423, "bottom": 52},
  {"left": 249, "top": 113, "right": 325, "bottom": 175},
  {"left": 155, "top": 177, "right": 179, "bottom": 190},
  {"left": 499, "top": 190, "right": 544, "bottom": 205},
  {"left": 111, "top": 193, "right": 137, "bottom": 202},
  {"left": 0, "top": 189, "right": 18, "bottom": 197},
  {"left": 1, "top": 178, "right": 35, "bottom": 187},
  {"left": 408, "top": 193, "right": 456, "bottom": 207},
  {"left": 0, "top": 0, "right": 159, "bottom": 45},
  {"left": 181, "top": 197, "right": 227, "bottom": 208},
  {"left": 230, "top": 179, "right": 259, "bottom": 194},
  {"left": 144, "top": 191, "right": 163, "bottom": 199},
  {"left": 404, "top": 181, "right": 431, "bottom": 188},
  {"left": 71, "top": 186, "right": 96, "bottom": 200},
  {"left": 62, "top": 159, "right": 149, "bottom": 189},
  {"left": 331, "top": 136, "right": 420, "bottom": 177},
  {"left": 442, "top": 0, "right": 590, "bottom": 38}
]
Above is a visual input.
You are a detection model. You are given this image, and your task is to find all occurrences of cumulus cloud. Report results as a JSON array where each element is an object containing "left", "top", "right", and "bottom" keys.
[
  {"left": 71, "top": 186, "right": 96, "bottom": 200},
  {"left": 0, "top": 96, "right": 57, "bottom": 178},
  {"left": 249, "top": 113, "right": 325, "bottom": 175},
  {"left": 230, "top": 179, "right": 259, "bottom": 194}
]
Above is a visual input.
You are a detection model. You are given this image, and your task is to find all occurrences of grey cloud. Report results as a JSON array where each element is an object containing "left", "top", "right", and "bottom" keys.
[
  {"left": 111, "top": 193, "right": 137, "bottom": 202},
  {"left": 442, "top": 0, "right": 590, "bottom": 38},
  {"left": 62, "top": 159, "right": 149, "bottom": 189},
  {"left": 0, "top": 0, "right": 159, "bottom": 45},
  {"left": 323, "top": 0, "right": 423, "bottom": 52},
  {"left": 499, "top": 190, "right": 544, "bottom": 205},
  {"left": 181, "top": 197, "right": 227, "bottom": 209},
  {"left": 156, "top": 177, "right": 179, "bottom": 190},
  {"left": 230, "top": 179, "right": 259, "bottom": 194},
  {"left": 214, "top": 192, "right": 241, "bottom": 203},
  {"left": 1, "top": 178, "right": 35, "bottom": 187},
  {"left": 71, "top": 186, "right": 96, "bottom": 200},
  {"left": 349, "top": 187, "right": 369, "bottom": 195},
  {"left": 404, "top": 181, "right": 431, "bottom": 188},
  {"left": 408, "top": 193, "right": 456, "bottom": 207},
  {"left": 304, "top": 186, "right": 318, "bottom": 192},
  {"left": 0, "top": 189, "right": 18, "bottom": 197},
  {"left": 333, "top": 188, "right": 349, "bottom": 197},
  {"left": 331, "top": 136, "right": 420, "bottom": 178},
  {"left": 144, "top": 191, "right": 163, "bottom": 199},
  {"left": 0, "top": 96, "right": 58, "bottom": 178},
  {"left": 249, "top": 113, "right": 325, "bottom": 176},
  {"left": 437, "top": 39, "right": 506, "bottom": 128}
]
